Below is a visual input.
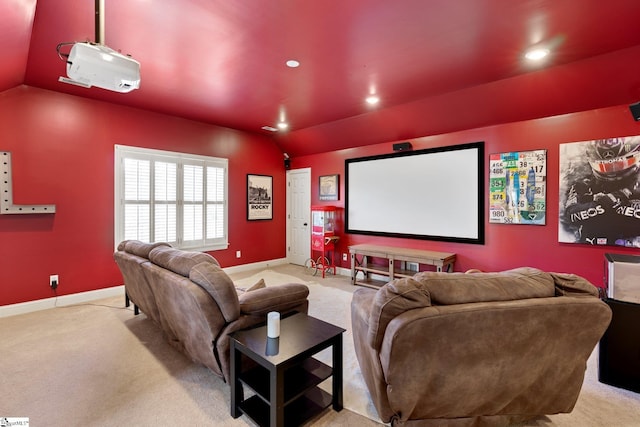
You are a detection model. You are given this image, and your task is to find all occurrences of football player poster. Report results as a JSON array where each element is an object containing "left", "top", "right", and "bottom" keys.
[{"left": 559, "top": 136, "right": 640, "bottom": 247}]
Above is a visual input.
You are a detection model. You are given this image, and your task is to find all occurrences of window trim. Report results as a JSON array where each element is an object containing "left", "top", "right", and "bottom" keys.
[{"left": 114, "top": 144, "right": 229, "bottom": 252}]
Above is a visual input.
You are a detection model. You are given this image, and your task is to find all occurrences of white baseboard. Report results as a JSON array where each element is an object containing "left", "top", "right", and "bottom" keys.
[
  {"left": 336, "top": 266, "right": 351, "bottom": 277},
  {"left": 0, "top": 257, "right": 292, "bottom": 319},
  {"left": 0, "top": 286, "right": 126, "bottom": 318},
  {"left": 223, "top": 257, "right": 289, "bottom": 275}
]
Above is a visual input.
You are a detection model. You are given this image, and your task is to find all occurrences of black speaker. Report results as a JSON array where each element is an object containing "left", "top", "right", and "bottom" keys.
[
  {"left": 629, "top": 102, "right": 640, "bottom": 121},
  {"left": 393, "top": 142, "right": 413, "bottom": 152},
  {"left": 599, "top": 298, "right": 640, "bottom": 393},
  {"left": 284, "top": 158, "right": 291, "bottom": 170}
]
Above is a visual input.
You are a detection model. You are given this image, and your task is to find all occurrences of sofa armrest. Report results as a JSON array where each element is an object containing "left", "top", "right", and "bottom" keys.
[
  {"left": 238, "top": 283, "right": 309, "bottom": 316},
  {"left": 368, "top": 277, "right": 431, "bottom": 351},
  {"left": 551, "top": 272, "right": 599, "bottom": 297}
]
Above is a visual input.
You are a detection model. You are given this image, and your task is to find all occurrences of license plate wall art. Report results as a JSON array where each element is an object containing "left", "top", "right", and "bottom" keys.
[{"left": 489, "top": 150, "right": 547, "bottom": 225}]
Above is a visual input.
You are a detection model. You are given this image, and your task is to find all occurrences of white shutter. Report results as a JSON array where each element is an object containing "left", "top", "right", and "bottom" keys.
[
  {"left": 154, "top": 161, "right": 177, "bottom": 243},
  {"left": 183, "top": 164, "right": 204, "bottom": 244},
  {"left": 122, "top": 158, "right": 151, "bottom": 241},
  {"left": 124, "top": 205, "right": 150, "bottom": 241},
  {"left": 207, "top": 166, "right": 225, "bottom": 239},
  {"left": 115, "top": 145, "right": 228, "bottom": 251}
]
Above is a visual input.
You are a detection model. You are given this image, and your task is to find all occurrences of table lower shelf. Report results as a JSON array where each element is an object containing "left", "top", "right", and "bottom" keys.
[
  {"left": 353, "top": 267, "right": 420, "bottom": 288},
  {"left": 353, "top": 277, "right": 389, "bottom": 289},
  {"left": 239, "top": 357, "right": 332, "bottom": 405},
  {"left": 239, "top": 387, "right": 333, "bottom": 427}
]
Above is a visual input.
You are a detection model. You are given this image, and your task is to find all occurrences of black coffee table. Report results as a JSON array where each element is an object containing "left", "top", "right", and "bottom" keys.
[{"left": 230, "top": 312, "right": 345, "bottom": 427}]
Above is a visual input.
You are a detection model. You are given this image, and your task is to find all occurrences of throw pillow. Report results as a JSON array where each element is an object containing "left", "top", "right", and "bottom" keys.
[{"left": 235, "top": 278, "right": 266, "bottom": 294}]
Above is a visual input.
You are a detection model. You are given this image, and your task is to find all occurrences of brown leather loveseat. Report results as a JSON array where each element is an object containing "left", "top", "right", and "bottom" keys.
[
  {"left": 351, "top": 267, "right": 612, "bottom": 427},
  {"left": 114, "top": 240, "right": 309, "bottom": 382}
]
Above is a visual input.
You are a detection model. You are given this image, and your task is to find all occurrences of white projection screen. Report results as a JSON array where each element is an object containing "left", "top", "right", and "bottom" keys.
[{"left": 345, "top": 142, "right": 485, "bottom": 244}]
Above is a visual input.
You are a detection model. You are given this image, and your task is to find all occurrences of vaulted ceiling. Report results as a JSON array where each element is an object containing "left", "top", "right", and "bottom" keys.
[{"left": 3, "top": 0, "right": 640, "bottom": 156}]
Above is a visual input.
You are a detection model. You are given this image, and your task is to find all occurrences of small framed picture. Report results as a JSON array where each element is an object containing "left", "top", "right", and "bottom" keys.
[
  {"left": 319, "top": 174, "right": 339, "bottom": 201},
  {"left": 247, "top": 174, "right": 273, "bottom": 220}
]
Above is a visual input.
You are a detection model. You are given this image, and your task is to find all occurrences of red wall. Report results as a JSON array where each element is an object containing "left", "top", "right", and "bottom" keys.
[
  {"left": 0, "top": 86, "right": 287, "bottom": 305},
  {"left": 3, "top": 85, "right": 640, "bottom": 306},
  {"left": 293, "top": 104, "right": 640, "bottom": 287}
]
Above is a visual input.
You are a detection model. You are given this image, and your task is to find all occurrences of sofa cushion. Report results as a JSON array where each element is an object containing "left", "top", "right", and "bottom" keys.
[
  {"left": 121, "top": 240, "right": 171, "bottom": 258},
  {"left": 149, "top": 246, "right": 219, "bottom": 277},
  {"left": 368, "top": 277, "right": 431, "bottom": 351},
  {"left": 189, "top": 262, "right": 240, "bottom": 322},
  {"left": 413, "top": 267, "right": 555, "bottom": 305}
]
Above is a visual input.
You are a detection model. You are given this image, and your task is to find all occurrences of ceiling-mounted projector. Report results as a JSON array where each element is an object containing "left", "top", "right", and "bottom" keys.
[{"left": 58, "top": 42, "right": 140, "bottom": 93}]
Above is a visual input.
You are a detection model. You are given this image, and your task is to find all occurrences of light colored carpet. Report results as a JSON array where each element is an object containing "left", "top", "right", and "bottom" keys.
[
  {"left": 0, "top": 266, "right": 381, "bottom": 427},
  {"left": 1, "top": 264, "right": 639, "bottom": 426}
]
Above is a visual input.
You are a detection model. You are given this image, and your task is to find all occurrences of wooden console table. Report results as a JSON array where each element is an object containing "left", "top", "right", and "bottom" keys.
[{"left": 349, "top": 244, "right": 456, "bottom": 288}]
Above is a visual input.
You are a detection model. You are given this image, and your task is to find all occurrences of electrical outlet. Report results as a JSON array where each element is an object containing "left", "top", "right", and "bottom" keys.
[
  {"left": 50, "top": 274, "right": 59, "bottom": 290},
  {"left": 236, "top": 250, "right": 241, "bottom": 258},
  {"left": 342, "top": 253, "right": 348, "bottom": 261}
]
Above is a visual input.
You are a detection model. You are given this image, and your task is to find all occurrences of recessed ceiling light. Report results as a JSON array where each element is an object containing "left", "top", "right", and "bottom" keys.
[
  {"left": 277, "top": 122, "right": 289, "bottom": 130},
  {"left": 365, "top": 95, "right": 380, "bottom": 105},
  {"left": 525, "top": 48, "right": 550, "bottom": 61},
  {"left": 286, "top": 60, "right": 300, "bottom": 68}
]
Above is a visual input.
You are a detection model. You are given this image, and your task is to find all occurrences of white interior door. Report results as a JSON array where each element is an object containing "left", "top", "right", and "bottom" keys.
[{"left": 286, "top": 168, "right": 311, "bottom": 266}]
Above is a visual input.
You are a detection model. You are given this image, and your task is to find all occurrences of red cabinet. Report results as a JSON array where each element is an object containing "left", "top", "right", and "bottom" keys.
[{"left": 306, "top": 206, "right": 339, "bottom": 277}]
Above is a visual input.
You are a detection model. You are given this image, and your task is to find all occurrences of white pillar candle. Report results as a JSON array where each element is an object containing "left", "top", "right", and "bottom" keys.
[{"left": 267, "top": 311, "right": 280, "bottom": 338}]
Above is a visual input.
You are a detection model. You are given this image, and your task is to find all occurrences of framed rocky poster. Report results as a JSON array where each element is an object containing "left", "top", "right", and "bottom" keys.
[{"left": 247, "top": 174, "right": 272, "bottom": 220}]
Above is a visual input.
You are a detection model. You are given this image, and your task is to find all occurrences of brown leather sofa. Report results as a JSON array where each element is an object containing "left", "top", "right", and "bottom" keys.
[
  {"left": 351, "top": 267, "right": 612, "bottom": 427},
  {"left": 114, "top": 240, "right": 309, "bottom": 382}
]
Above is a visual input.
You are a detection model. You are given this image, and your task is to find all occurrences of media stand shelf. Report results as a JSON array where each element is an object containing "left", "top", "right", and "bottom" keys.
[{"left": 349, "top": 244, "right": 456, "bottom": 288}]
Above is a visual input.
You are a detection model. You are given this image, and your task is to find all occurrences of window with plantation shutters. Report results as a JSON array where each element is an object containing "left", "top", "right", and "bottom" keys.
[{"left": 115, "top": 145, "right": 228, "bottom": 251}]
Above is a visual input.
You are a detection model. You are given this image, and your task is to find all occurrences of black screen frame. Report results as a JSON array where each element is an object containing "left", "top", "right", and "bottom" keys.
[{"left": 345, "top": 141, "right": 485, "bottom": 244}]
